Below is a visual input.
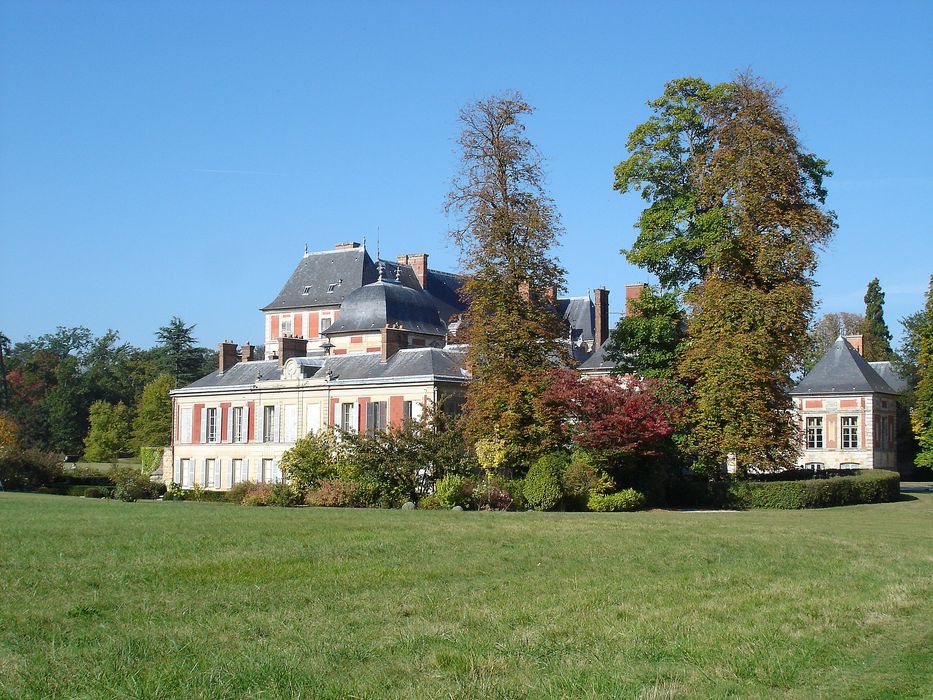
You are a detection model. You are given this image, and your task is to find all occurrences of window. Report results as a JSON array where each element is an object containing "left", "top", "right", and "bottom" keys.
[
  {"left": 231, "top": 458, "right": 242, "bottom": 485},
  {"left": 805, "top": 417, "right": 823, "bottom": 449},
  {"left": 232, "top": 407, "right": 243, "bottom": 442},
  {"left": 805, "top": 462, "right": 824, "bottom": 471},
  {"left": 280, "top": 316, "right": 293, "bottom": 336},
  {"left": 180, "top": 458, "right": 192, "bottom": 488},
  {"left": 302, "top": 285, "right": 312, "bottom": 295},
  {"left": 341, "top": 403, "right": 355, "bottom": 432},
  {"left": 327, "top": 283, "right": 338, "bottom": 293},
  {"left": 320, "top": 315, "right": 332, "bottom": 334},
  {"left": 403, "top": 400, "right": 413, "bottom": 422},
  {"left": 366, "top": 401, "right": 387, "bottom": 435},
  {"left": 841, "top": 416, "right": 859, "bottom": 449},
  {"left": 206, "top": 458, "right": 217, "bottom": 489},
  {"left": 261, "top": 458, "right": 273, "bottom": 483},
  {"left": 206, "top": 408, "right": 218, "bottom": 443},
  {"left": 180, "top": 407, "right": 192, "bottom": 443},
  {"left": 263, "top": 405, "right": 276, "bottom": 442}
]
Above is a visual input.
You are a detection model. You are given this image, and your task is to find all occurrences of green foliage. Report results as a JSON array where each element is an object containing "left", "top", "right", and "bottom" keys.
[
  {"left": 154, "top": 317, "right": 206, "bottom": 388},
  {"left": 0, "top": 448, "right": 63, "bottom": 490},
  {"left": 805, "top": 312, "right": 864, "bottom": 372},
  {"left": 587, "top": 489, "right": 646, "bottom": 512},
  {"left": 416, "top": 494, "right": 443, "bottom": 510},
  {"left": 279, "top": 429, "right": 341, "bottom": 490},
  {"left": 139, "top": 446, "right": 163, "bottom": 475},
  {"left": 445, "top": 92, "right": 567, "bottom": 463},
  {"left": 861, "top": 278, "right": 895, "bottom": 362},
  {"left": 523, "top": 451, "right": 567, "bottom": 511},
  {"left": 728, "top": 470, "right": 900, "bottom": 509},
  {"left": 83, "top": 401, "right": 132, "bottom": 462},
  {"left": 912, "top": 276, "right": 933, "bottom": 468},
  {"left": 164, "top": 482, "right": 186, "bottom": 501},
  {"left": 562, "top": 451, "right": 614, "bottom": 511},
  {"left": 108, "top": 466, "right": 162, "bottom": 502},
  {"left": 435, "top": 475, "right": 473, "bottom": 509},
  {"left": 225, "top": 481, "right": 253, "bottom": 504},
  {"left": 470, "top": 475, "right": 519, "bottom": 510},
  {"left": 132, "top": 375, "right": 174, "bottom": 451},
  {"left": 305, "top": 478, "right": 368, "bottom": 508},
  {"left": 606, "top": 286, "right": 685, "bottom": 379}
]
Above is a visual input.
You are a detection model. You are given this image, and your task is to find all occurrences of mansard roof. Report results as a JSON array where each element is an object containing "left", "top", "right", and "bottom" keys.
[
  {"left": 578, "top": 341, "right": 616, "bottom": 372},
  {"left": 557, "top": 296, "right": 595, "bottom": 344},
  {"left": 173, "top": 347, "right": 467, "bottom": 392},
  {"left": 323, "top": 278, "right": 447, "bottom": 336},
  {"left": 791, "top": 336, "right": 901, "bottom": 396}
]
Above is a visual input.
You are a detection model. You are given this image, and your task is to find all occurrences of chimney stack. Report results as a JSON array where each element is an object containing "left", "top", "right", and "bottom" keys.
[
  {"left": 844, "top": 334, "right": 864, "bottom": 356},
  {"left": 278, "top": 335, "right": 306, "bottom": 367},
  {"left": 397, "top": 253, "right": 428, "bottom": 289},
  {"left": 240, "top": 342, "right": 254, "bottom": 363},
  {"left": 625, "top": 283, "right": 648, "bottom": 317},
  {"left": 218, "top": 341, "right": 238, "bottom": 374},
  {"left": 335, "top": 241, "right": 361, "bottom": 250},
  {"left": 381, "top": 326, "right": 406, "bottom": 362},
  {"left": 593, "top": 288, "right": 610, "bottom": 349}
]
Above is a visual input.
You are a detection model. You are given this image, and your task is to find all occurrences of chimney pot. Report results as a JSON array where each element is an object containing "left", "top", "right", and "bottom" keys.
[
  {"left": 218, "top": 341, "right": 238, "bottom": 374},
  {"left": 844, "top": 334, "right": 864, "bottom": 356},
  {"left": 593, "top": 287, "right": 610, "bottom": 349},
  {"left": 334, "top": 241, "right": 361, "bottom": 251},
  {"left": 278, "top": 335, "right": 307, "bottom": 367}
]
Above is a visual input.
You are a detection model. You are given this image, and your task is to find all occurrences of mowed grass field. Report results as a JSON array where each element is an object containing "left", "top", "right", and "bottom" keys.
[{"left": 1, "top": 493, "right": 931, "bottom": 699}]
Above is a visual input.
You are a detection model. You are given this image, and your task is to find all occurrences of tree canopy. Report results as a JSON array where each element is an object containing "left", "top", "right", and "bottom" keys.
[
  {"left": 445, "top": 91, "right": 567, "bottom": 466},
  {"left": 861, "top": 278, "right": 895, "bottom": 362},
  {"left": 911, "top": 276, "right": 933, "bottom": 469}
]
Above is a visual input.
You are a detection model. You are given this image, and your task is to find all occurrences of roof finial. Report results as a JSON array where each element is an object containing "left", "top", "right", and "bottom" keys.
[
  {"left": 395, "top": 265, "right": 401, "bottom": 282},
  {"left": 377, "top": 260, "right": 385, "bottom": 282},
  {"left": 303, "top": 242, "right": 309, "bottom": 257},
  {"left": 376, "top": 226, "right": 381, "bottom": 262}
]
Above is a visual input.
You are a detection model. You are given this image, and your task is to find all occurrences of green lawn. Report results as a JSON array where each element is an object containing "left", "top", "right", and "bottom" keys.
[{"left": 1, "top": 494, "right": 931, "bottom": 699}]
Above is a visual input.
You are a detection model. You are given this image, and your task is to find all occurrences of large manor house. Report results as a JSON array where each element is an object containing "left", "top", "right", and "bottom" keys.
[{"left": 164, "top": 241, "right": 907, "bottom": 489}]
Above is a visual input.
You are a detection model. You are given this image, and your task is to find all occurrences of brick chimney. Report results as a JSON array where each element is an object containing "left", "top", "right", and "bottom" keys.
[
  {"left": 593, "top": 288, "right": 610, "bottom": 349},
  {"left": 397, "top": 253, "right": 428, "bottom": 289},
  {"left": 625, "top": 283, "right": 648, "bottom": 317},
  {"left": 335, "top": 241, "right": 361, "bottom": 250},
  {"left": 381, "top": 326, "right": 406, "bottom": 362},
  {"left": 845, "top": 334, "right": 864, "bottom": 356},
  {"left": 240, "top": 342, "right": 254, "bottom": 363},
  {"left": 218, "top": 341, "right": 238, "bottom": 374},
  {"left": 278, "top": 335, "right": 306, "bottom": 367}
]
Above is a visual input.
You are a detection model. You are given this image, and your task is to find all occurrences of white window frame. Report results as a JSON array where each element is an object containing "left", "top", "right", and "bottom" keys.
[
  {"left": 341, "top": 402, "right": 356, "bottom": 432},
  {"left": 231, "top": 458, "right": 242, "bottom": 485},
  {"left": 206, "top": 407, "right": 218, "bottom": 443},
  {"left": 841, "top": 416, "right": 859, "bottom": 449},
  {"left": 180, "top": 407, "right": 193, "bottom": 444},
  {"left": 805, "top": 416, "right": 823, "bottom": 449},
  {"left": 206, "top": 458, "right": 217, "bottom": 489},
  {"left": 232, "top": 406, "right": 243, "bottom": 443},
  {"left": 263, "top": 405, "right": 276, "bottom": 442},
  {"left": 261, "top": 458, "right": 274, "bottom": 483},
  {"left": 320, "top": 315, "right": 332, "bottom": 334},
  {"left": 280, "top": 315, "right": 293, "bottom": 336},
  {"left": 181, "top": 458, "right": 193, "bottom": 488}
]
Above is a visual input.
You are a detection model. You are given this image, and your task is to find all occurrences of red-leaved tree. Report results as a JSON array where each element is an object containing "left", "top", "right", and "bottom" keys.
[{"left": 541, "top": 369, "right": 682, "bottom": 463}]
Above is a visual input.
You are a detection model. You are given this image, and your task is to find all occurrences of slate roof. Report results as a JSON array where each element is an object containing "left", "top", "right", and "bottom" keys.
[
  {"left": 323, "top": 279, "right": 447, "bottom": 336},
  {"left": 791, "top": 337, "right": 900, "bottom": 396},
  {"left": 181, "top": 360, "right": 283, "bottom": 390},
  {"left": 262, "top": 247, "right": 375, "bottom": 311},
  {"left": 175, "top": 348, "right": 467, "bottom": 392},
  {"left": 557, "top": 297, "right": 595, "bottom": 344},
  {"left": 869, "top": 361, "right": 909, "bottom": 394},
  {"left": 578, "top": 341, "right": 616, "bottom": 372}
]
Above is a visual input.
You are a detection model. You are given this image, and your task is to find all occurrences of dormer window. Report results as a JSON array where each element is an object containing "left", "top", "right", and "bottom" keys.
[
  {"left": 302, "top": 286, "right": 311, "bottom": 295},
  {"left": 327, "top": 284, "right": 337, "bottom": 293}
]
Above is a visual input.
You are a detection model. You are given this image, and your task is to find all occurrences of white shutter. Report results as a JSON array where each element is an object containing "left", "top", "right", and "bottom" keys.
[
  {"left": 257, "top": 405, "right": 265, "bottom": 443},
  {"left": 226, "top": 408, "right": 233, "bottom": 443},
  {"left": 173, "top": 459, "right": 181, "bottom": 483},
  {"left": 306, "top": 403, "right": 320, "bottom": 435},
  {"left": 213, "top": 460, "right": 221, "bottom": 489},
  {"left": 242, "top": 404, "right": 250, "bottom": 442},
  {"left": 284, "top": 405, "right": 297, "bottom": 443},
  {"left": 229, "top": 460, "right": 236, "bottom": 486},
  {"left": 199, "top": 408, "right": 207, "bottom": 444},
  {"left": 273, "top": 403, "right": 281, "bottom": 442},
  {"left": 272, "top": 458, "right": 281, "bottom": 484},
  {"left": 181, "top": 408, "right": 192, "bottom": 443},
  {"left": 242, "top": 458, "right": 250, "bottom": 483},
  {"left": 412, "top": 401, "right": 423, "bottom": 421}
]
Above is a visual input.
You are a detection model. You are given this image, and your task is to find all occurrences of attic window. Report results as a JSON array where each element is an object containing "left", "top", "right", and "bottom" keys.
[
  {"left": 327, "top": 283, "right": 338, "bottom": 293},
  {"left": 302, "top": 286, "right": 312, "bottom": 295}
]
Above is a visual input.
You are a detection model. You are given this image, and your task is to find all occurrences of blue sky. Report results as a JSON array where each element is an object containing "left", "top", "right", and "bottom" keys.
[{"left": 1, "top": 1, "right": 931, "bottom": 350}]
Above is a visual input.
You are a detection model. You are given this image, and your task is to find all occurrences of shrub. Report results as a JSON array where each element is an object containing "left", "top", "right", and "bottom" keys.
[
  {"left": 523, "top": 452, "right": 567, "bottom": 511},
  {"left": 0, "top": 448, "right": 63, "bottom": 491},
  {"left": 587, "top": 488, "right": 647, "bottom": 512},
  {"left": 109, "top": 466, "right": 162, "bottom": 502},
  {"left": 435, "top": 475, "right": 473, "bottom": 509},
  {"left": 265, "top": 482, "right": 302, "bottom": 507},
  {"left": 163, "top": 482, "right": 186, "bottom": 501},
  {"left": 728, "top": 470, "right": 900, "bottom": 509},
  {"left": 471, "top": 476, "right": 516, "bottom": 510},
  {"left": 562, "top": 452, "right": 613, "bottom": 511},
  {"left": 83, "top": 486, "right": 109, "bottom": 499},
  {"left": 139, "top": 447, "right": 164, "bottom": 476},
  {"left": 305, "top": 478, "right": 364, "bottom": 508},
  {"left": 225, "top": 481, "right": 253, "bottom": 504},
  {"left": 503, "top": 478, "right": 526, "bottom": 511},
  {"left": 241, "top": 483, "right": 273, "bottom": 507},
  {"left": 417, "top": 494, "right": 443, "bottom": 510}
]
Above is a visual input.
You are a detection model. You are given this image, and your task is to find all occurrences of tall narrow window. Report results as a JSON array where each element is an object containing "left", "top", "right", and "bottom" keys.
[
  {"left": 402, "top": 400, "right": 413, "bottom": 422},
  {"left": 341, "top": 403, "right": 355, "bottom": 432},
  {"left": 841, "top": 416, "right": 859, "bottom": 449},
  {"left": 231, "top": 458, "right": 242, "bottom": 485},
  {"left": 206, "top": 408, "right": 218, "bottom": 443},
  {"left": 232, "top": 407, "right": 243, "bottom": 443},
  {"left": 805, "top": 417, "right": 823, "bottom": 449},
  {"left": 181, "top": 458, "right": 192, "bottom": 488},
  {"left": 263, "top": 405, "right": 276, "bottom": 442},
  {"left": 320, "top": 315, "right": 332, "bottom": 334},
  {"left": 206, "top": 458, "right": 217, "bottom": 489},
  {"left": 366, "top": 401, "right": 387, "bottom": 435},
  {"left": 280, "top": 316, "right": 293, "bottom": 336},
  {"left": 261, "top": 458, "right": 273, "bottom": 483}
]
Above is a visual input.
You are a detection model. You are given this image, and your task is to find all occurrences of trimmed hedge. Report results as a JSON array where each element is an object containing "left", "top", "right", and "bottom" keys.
[
  {"left": 729, "top": 469, "right": 900, "bottom": 509},
  {"left": 587, "top": 489, "right": 646, "bottom": 512}
]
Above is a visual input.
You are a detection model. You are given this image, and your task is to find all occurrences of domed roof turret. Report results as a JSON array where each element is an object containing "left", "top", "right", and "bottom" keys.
[{"left": 324, "top": 276, "right": 446, "bottom": 336}]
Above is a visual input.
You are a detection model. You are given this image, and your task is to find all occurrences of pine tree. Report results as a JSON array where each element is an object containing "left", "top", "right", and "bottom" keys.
[
  {"left": 445, "top": 92, "right": 567, "bottom": 467},
  {"left": 861, "top": 278, "right": 895, "bottom": 361},
  {"left": 155, "top": 317, "right": 204, "bottom": 387},
  {"left": 912, "top": 276, "right": 933, "bottom": 469}
]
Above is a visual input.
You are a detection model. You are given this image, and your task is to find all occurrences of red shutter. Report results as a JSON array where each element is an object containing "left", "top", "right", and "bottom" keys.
[
  {"left": 295, "top": 314, "right": 303, "bottom": 338},
  {"left": 389, "top": 396, "right": 403, "bottom": 427},
  {"left": 271, "top": 315, "right": 280, "bottom": 340},
  {"left": 309, "top": 312, "right": 319, "bottom": 339},
  {"left": 247, "top": 401, "right": 255, "bottom": 442},
  {"left": 358, "top": 398, "right": 370, "bottom": 433},
  {"left": 192, "top": 404, "right": 204, "bottom": 444},
  {"left": 220, "top": 402, "right": 231, "bottom": 442},
  {"left": 330, "top": 398, "right": 339, "bottom": 427}
]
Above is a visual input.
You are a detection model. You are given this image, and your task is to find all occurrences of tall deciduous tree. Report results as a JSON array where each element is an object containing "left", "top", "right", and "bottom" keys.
[
  {"left": 911, "top": 276, "right": 933, "bottom": 469},
  {"left": 83, "top": 400, "right": 132, "bottom": 462},
  {"left": 861, "top": 278, "right": 895, "bottom": 362},
  {"left": 445, "top": 92, "right": 566, "bottom": 466},
  {"left": 616, "top": 74, "right": 836, "bottom": 475},
  {"left": 132, "top": 374, "right": 175, "bottom": 450},
  {"left": 605, "top": 285, "right": 685, "bottom": 380}
]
